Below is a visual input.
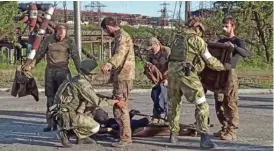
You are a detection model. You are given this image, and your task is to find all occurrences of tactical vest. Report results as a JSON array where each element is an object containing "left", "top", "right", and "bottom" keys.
[{"left": 169, "top": 34, "right": 188, "bottom": 62}]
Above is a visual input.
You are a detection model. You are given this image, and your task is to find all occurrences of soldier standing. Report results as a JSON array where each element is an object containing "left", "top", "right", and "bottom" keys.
[
  {"left": 213, "top": 16, "right": 250, "bottom": 140},
  {"left": 49, "top": 59, "right": 124, "bottom": 148},
  {"left": 22, "top": 24, "right": 81, "bottom": 132},
  {"left": 100, "top": 17, "right": 135, "bottom": 147},
  {"left": 145, "top": 37, "right": 170, "bottom": 122},
  {"left": 167, "top": 17, "right": 231, "bottom": 149}
]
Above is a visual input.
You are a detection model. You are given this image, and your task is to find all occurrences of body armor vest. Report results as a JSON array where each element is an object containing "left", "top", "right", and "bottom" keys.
[{"left": 169, "top": 35, "right": 188, "bottom": 62}]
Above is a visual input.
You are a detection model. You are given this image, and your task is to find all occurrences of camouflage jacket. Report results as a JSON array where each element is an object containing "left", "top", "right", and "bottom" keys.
[
  {"left": 32, "top": 34, "right": 81, "bottom": 72},
  {"left": 170, "top": 29, "right": 226, "bottom": 73},
  {"left": 54, "top": 74, "right": 115, "bottom": 114},
  {"left": 108, "top": 29, "right": 135, "bottom": 81}
]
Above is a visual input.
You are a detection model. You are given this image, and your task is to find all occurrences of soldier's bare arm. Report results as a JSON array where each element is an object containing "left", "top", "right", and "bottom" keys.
[
  {"left": 68, "top": 39, "right": 81, "bottom": 73},
  {"left": 108, "top": 35, "right": 131, "bottom": 68},
  {"left": 193, "top": 36, "right": 228, "bottom": 71}
]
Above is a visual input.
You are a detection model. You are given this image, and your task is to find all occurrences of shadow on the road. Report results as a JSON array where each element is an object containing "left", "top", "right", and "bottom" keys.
[
  {"left": 133, "top": 137, "right": 202, "bottom": 150},
  {"left": 131, "top": 136, "right": 273, "bottom": 151},
  {"left": 0, "top": 110, "right": 45, "bottom": 119},
  {"left": 239, "top": 96, "right": 273, "bottom": 103},
  {"left": 239, "top": 104, "right": 273, "bottom": 110},
  {"left": 0, "top": 110, "right": 60, "bottom": 148}
]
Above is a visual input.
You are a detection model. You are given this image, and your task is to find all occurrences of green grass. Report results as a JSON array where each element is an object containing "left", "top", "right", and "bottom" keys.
[{"left": 0, "top": 58, "right": 272, "bottom": 89}]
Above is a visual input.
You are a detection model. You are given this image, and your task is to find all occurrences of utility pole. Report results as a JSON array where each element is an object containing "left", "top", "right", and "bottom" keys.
[
  {"left": 74, "top": 1, "right": 82, "bottom": 61},
  {"left": 84, "top": 2, "right": 106, "bottom": 61},
  {"left": 185, "top": 1, "right": 191, "bottom": 22},
  {"left": 158, "top": 2, "right": 171, "bottom": 28},
  {"left": 178, "top": 1, "right": 182, "bottom": 21},
  {"left": 63, "top": 1, "right": 67, "bottom": 23}
]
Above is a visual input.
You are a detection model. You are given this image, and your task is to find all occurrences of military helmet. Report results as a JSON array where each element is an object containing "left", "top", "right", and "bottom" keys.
[
  {"left": 80, "top": 59, "right": 98, "bottom": 74},
  {"left": 186, "top": 16, "right": 205, "bottom": 32}
]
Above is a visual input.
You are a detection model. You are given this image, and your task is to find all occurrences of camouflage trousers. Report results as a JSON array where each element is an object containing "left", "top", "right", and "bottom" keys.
[
  {"left": 45, "top": 66, "right": 71, "bottom": 128},
  {"left": 168, "top": 62, "right": 209, "bottom": 134},
  {"left": 112, "top": 80, "right": 133, "bottom": 142},
  {"left": 59, "top": 111, "right": 100, "bottom": 139},
  {"left": 214, "top": 69, "right": 239, "bottom": 131}
]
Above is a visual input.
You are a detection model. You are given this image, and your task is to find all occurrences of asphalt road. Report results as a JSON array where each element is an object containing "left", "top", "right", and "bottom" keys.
[{"left": 0, "top": 92, "right": 273, "bottom": 151}]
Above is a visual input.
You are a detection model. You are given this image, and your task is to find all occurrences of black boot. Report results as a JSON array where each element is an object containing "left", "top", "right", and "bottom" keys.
[
  {"left": 58, "top": 130, "right": 73, "bottom": 148},
  {"left": 43, "top": 126, "right": 52, "bottom": 132},
  {"left": 52, "top": 124, "right": 58, "bottom": 131},
  {"left": 200, "top": 133, "right": 216, "bottom": 149},
  {"left": 169, "top": 133, "right": 178, "bottom": 144}
]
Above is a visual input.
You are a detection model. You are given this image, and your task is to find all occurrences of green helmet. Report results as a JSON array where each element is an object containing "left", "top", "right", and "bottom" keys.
[{"left": 80, "top": 59, "right": 98, "bottom": 74}]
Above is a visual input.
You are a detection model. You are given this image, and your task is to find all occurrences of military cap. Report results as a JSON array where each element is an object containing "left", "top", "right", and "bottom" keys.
[
  {"left": 186, "top": 16, "right": 205, "bottom": 32},
  {"left": 146, "top": 37, "right": 160, "bottom": 50},
  {"left": 80, "top": 59, "right": 98, "bottom": 74}
]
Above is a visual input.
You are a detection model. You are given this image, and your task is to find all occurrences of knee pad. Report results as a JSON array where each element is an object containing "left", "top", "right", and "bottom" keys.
[{"left": 91, "top": 124, "right": 100, "bottom": 134}]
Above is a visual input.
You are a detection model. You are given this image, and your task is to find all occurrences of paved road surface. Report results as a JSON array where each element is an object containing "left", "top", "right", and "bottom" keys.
[{"left": 0, "top": 92, "right": 273, "bottom": 151}]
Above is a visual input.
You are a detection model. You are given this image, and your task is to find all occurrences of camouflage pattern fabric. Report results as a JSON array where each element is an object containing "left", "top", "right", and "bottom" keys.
[
  {"left": 112, "top": 80, "right": 133, "bottom": 143},
  {"left": 168, "top": 28, "right": 228, "bottom": 135},
  {"left": 108, "top": 29, "right": 135, "bottom": 82},
  {"left": 54, "top": 74, "right": 116, "bottom": 139},
  {"left": 106, "top": 28, "right": 135, "bottom": 143}
]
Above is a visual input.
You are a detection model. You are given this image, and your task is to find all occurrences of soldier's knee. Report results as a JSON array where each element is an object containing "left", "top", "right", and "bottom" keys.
[{"left": 91, "top": 124, "right": 100, "bottom": 134}]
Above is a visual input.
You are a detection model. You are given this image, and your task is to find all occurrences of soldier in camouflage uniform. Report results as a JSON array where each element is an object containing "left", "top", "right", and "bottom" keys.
[
  {"left": 100, "top": 17, "right": 135, "bottom": 147},
  {"left": 167, "top": 17, "right": 231, "bottom": 149},
  {"left": 50, "top": 59, "right": 123, "bottom": 148},
  {"left": 22, "top": 24, "right": 81, "bottom": 132}
]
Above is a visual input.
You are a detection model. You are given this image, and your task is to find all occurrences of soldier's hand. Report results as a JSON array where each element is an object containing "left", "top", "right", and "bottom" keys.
[
  {"left": 224, "top": 63, "right": 232, "bottom": 70},
  {"left": 101, "top": 63, "right": 112, "bottom": 74},
  {"left": 114, "top": 100, "right": 126, "bottom": 109}
]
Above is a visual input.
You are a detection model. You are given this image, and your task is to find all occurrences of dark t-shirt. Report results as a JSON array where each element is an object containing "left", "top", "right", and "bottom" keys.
[{"left": 218, "top": 37, "right": 250, "bottom": 68}]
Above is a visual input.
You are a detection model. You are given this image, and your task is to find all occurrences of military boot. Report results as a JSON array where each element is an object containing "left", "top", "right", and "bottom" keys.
[
  {"left": 111, "top": 140, "right": 132, "bottom": 147},
  {"left": 220, "top": 126, "right": 237, "bottom": 141},
  {"left": 169, "top": 132, "right": 178, "bottom": 144},
  {"left": 200, "top": 133, "right": 216, "bottom": 149},
  {"left": 57, "top": 130, "right": 72, "bottom": 148},
  {"left": 76, "top": 137, "right": 97, "bottom": 145},
  {"left": 213, "top": 126, "right": 227, "bottom": 137}
]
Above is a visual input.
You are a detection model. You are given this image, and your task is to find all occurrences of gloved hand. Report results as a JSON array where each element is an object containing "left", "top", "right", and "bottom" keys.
[{"left": 224, "top": 63, "right": 232, "bottom": 70}]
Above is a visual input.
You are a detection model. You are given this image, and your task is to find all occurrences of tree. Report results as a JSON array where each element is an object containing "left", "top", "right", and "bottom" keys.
[
  {"left": 0, "top": 2, "right": 20, "bottom": 42},
  {"left": 204, "top": 1, "right": 273, "bottom": 63}
]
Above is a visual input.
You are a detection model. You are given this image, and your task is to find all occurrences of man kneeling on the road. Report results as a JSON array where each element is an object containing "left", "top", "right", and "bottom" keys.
[{"left": 49, "top": 59, "right": 125, "bottom": 148}]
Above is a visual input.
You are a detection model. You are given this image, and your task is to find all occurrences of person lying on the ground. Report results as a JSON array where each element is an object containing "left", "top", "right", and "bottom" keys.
[
  {"left": 92, "top": 108, "right": 209, "bottom": 138},
  {"left": 48, "top": 59, "right": 126, "bottom": 148}
]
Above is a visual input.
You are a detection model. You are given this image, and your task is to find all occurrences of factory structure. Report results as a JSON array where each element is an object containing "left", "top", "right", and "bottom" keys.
[{"left": 45, "top": 1, "right": 232, "bottom": 28}]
